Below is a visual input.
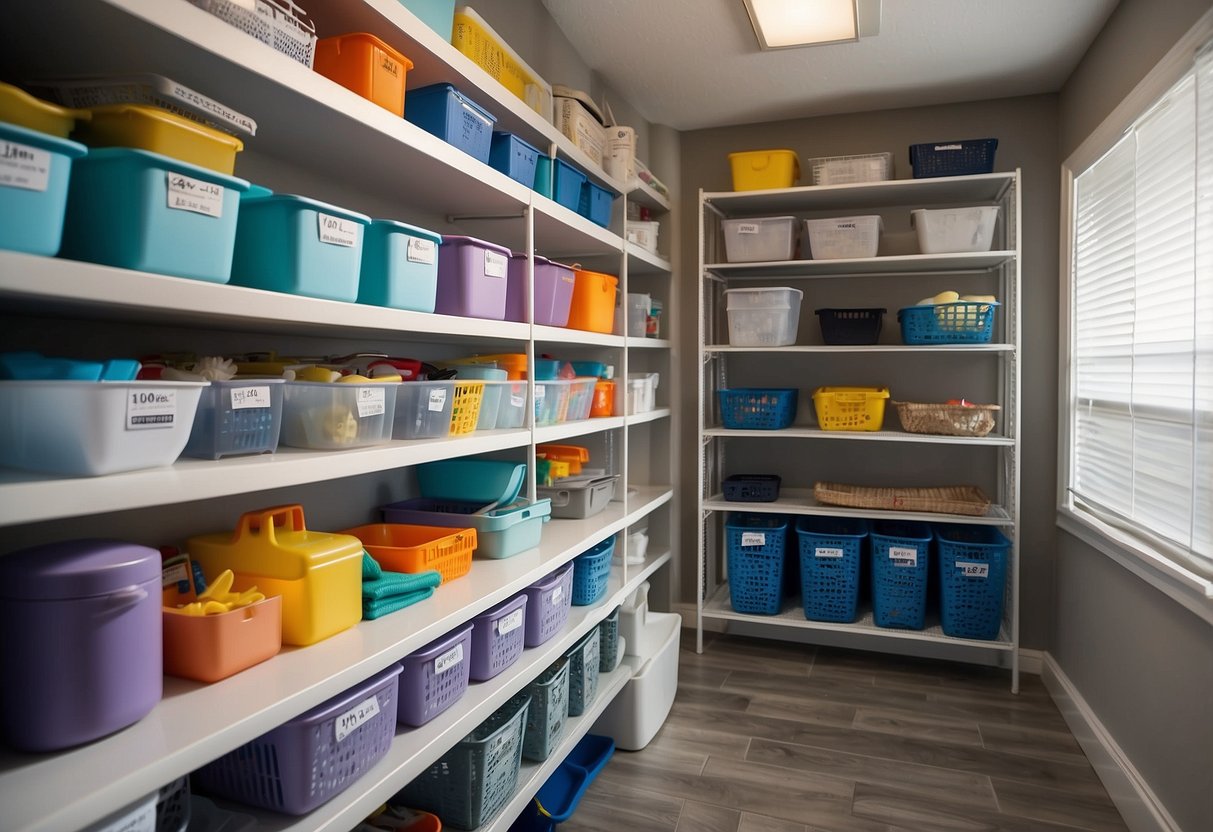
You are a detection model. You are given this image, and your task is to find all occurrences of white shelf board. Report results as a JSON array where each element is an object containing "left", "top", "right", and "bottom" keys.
[
  {"left": 626, "top": 244, "right": 672, "bottom": 275},
  {"left": 703, "top": 172, "right": 1016, "bottom": 214},
  {"left": 0, "top": 492, "right": 672, "bottom": 832},
  {"left": 705, "top": 426, "right": 1014, "bottom": 446},
  {"left": 533, "top": 326, "right": 625, "bottom": 348},
  {"left": 704, "top": 344, "right": 1013, "bottom": 354},
  {"left": 626, "top": 338, "right": 672, "bottom": 349},
  {"left": 532, "top": 197, "right": 624, "bottom": 260},
  {"left": 626, "top": 407, "right": 671, "bottom": 427},
  {"left": 704, "top": 252, "right": 1015, "bottom": 278},
  {"left": 701, "top": 583, "right": 1014, "bottom": 651},
  {"left": 0, "top": 430, "right": 534, "bottom": 528},
  {"left": 704, "top": 488, "right": 1013, "bottom": 526},
  {"left": 534, "top": 416, "right": 625, "bottom": 444},
  {"left": 627, "top": 179, "right": 672, "bottom": 212},
  {"left": 0, "top": 252, "right": 532, "bottom": 343}
]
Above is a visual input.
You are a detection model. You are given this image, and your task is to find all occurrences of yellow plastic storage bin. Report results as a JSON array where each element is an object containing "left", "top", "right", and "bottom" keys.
[
  {"left": 74, "top": 104, "right": 244, "bottom": 175},
  {"left": 728, "top": 149, "right": 800, "bottom": 191},
  {"left": 0, "top": 82, "right": 89, "bottom": 138},
  {"left": 812, "top": 386, "right": 890, "bottom": 432},
  {"left": 188, "top": 505, "right": 363, "bottom": 646},
  {"left": 452, "top": 6, "right": 552, "bottom": 118}
]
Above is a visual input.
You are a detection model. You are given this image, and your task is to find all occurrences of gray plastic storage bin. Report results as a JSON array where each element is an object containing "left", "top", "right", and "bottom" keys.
[{"left": 537, "top": 474, "right": 618, "bottom": 519}]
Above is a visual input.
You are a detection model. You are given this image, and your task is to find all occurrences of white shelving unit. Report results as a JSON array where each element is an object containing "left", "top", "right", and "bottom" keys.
[
  {"left": 695, "top": 171, "right": 1021, "bottom": 690},
  {"left": 0, "top": 1, "right": 676, "bottom": 830}
]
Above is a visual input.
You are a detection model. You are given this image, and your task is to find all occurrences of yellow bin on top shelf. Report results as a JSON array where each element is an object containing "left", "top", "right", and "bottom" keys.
[
  {"left": 74, "top": 104, "right": 244, "bottom": 175},
  {"left": 0, "top": 82, "right": 89, "bottom": 138},
  {"left": 188, "top": 505, "right": 363, "bottom": 646},
  {"left": 728, "top": 149, "right": 800, "bottom": 191}
]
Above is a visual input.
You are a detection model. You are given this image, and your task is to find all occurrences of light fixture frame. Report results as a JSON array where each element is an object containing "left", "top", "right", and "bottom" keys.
[{"left": 742, "top": 0, "right": 881, "bottom": 50}]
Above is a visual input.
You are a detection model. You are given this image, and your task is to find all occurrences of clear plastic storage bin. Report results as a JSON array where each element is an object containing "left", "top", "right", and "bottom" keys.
[
  {"left": 804, "top": 215, "right": 882, "bottom": 259},
  {"left": 805, "top": 153, "right": 893, "bottom": 185},
  {"left": 911, "top": 206, "right": 999, "bottom": 253},
  {"left": 183, "top": 379, "right": 284, "bottom": 459},
  {"left": 721, "top": 216, "right": 797, "bottom": 262},
  {"left": 393, "top": 380, "right": 455, "bottom": 439},
  {"left": 496, "top": 381, "right": 529, "bottom": 429},
  {"left": 724, "top": 287, "right": 803, "bottom": 347},
  {"left": 280, "top": 381, "right": 398, "bottom": 450},
  {"left": 626, "top": 372, "right": 659, "bottom": 414}
]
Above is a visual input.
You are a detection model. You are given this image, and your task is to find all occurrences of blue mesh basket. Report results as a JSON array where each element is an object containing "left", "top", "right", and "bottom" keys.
[
  {"left": 936, "top": 525, "right": 1009, "bottom": 640},
  {"left": 870, "top": 521, "right": 933, "bottom": 630},
  {"left": 718, "top": 388, "right": 798, "bottom": 430},
  {"left": 909, "top": 138, "right": 998, "bottom": 178},
  {"left": 571, "top": 536, "right": 615, "bottom": 606},
  {"left": 725, "top": 513, "right": 788, "bottom": 615},
  {"left": 598, "top": 606, "right": 620, "bottom": 672},
  {"left": 796, "top": 516, "right": 868, "bottom": 623},
  {"left": 522, "top": 658, "right": 569, "bottom": 762},
  {"left": 897, "top": 302, "right": 999, "bottom": 345}
]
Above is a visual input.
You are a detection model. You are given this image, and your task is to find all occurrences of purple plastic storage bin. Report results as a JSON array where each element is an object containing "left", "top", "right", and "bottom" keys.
[
  {"left": 505, "top": 254, "right": 576, "bottom": 325},
  {"left": 522, "top": 563, "right": 574, "bottom": 648},
  {"left": 435, "top": 234, "right": 511, "bottom": 320},
  {"left": 398, "top": 623, "right": 474, "bottom": 726},
  {"left": 0, "top": 539, "right": 162, "bottom": 752},
  {"left": 469, "top": 594, "right": 528, "bottom": 682},
  {"left": 195, "top": 663, "right": 401, "bottom": 815}
]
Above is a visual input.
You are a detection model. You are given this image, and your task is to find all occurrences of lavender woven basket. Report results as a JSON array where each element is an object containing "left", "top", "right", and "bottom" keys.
[{"left": 397, "top": 623, "right": 473, "bottom": 727}]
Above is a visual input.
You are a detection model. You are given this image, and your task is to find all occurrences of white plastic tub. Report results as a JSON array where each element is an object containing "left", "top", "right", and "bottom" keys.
[
  {"left": 626, "top": 293, "right": 650, "bottom": 337},
  {"left": 804, "top": 215, "right": 882, "bottom": 259},
  {"left": 591, "top": 611, "right": 680, "bottom": 750},
  {"left": 805, "top": 152, "right": 893, "bottom": 186},
  {"left": 626, "top": 220, "right": 660, "bottom": 253},
  {"left": 721, "top": 216, "right": 797, "bottom": 263},
  {"left": 281, "top": 381, "right": 399, "bottom": 450},
  {"left": 496, "top": 381, "right": 529, "bottom": 429},
  {"left": 724, "top": 286, "right": 803, "bottom": 347},
  {"left": 626, "top": 373, "right": 659, "bottom": 414},
  {"left": 0, "top": 380, "right": 208, "bottom": 476},
  {"left": 911, "top": 206, "right": 999, "bottom": 253}
]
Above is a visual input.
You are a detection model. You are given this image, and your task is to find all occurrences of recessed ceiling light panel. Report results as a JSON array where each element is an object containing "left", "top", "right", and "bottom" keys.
[{"left": 743, "top": 0, "right": 881, "bottom": 50}]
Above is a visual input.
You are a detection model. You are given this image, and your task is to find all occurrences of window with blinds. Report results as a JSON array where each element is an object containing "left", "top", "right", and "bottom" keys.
[{"left": 1068, "top": 45, "right": 1212, "bottom": 579}]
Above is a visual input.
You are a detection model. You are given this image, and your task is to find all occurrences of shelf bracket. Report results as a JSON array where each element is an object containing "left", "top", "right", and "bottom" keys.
[{"left": 446, "top": 211, "right": 527, "bottom": 223}]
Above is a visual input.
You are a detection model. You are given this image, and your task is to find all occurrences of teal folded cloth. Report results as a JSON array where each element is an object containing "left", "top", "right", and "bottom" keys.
[
  {"left": 364, "top": 587, "right": 436, "bottom": 620},
  {"left": 361, "top": 552, "right": 442, "bottom": 620}
]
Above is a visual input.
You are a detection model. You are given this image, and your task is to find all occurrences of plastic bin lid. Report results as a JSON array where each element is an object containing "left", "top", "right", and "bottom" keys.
[
  {"left": 407, "top": 82, "right": 496, "bottom": 122},
  {"left": 0, "top": 539, "right": 160, "bottom": 600},
  {"left": 188, "top": 505, "right": 366, "bottom": 579},
  {"left": 237, "top": 191, "right": 370, "bottom": 224},
  {"left": 368, "top": 218, "right": 441, "bottom": 242},
  {"left": 77, "top": 103, "right": 244, "bottom": 152},
  {"left": 450, "top": 364, "right": 507, "bottom": 381},
  {"left": 439, "top": 234, "right": 512, "bottom": 257},
  {"left": 316, "top": 32, "right": 414, "bottom": 69},
  {"left": 416, "top": 459, "right": 526, "bottom": 505},
  {"left": 491, "top": 130, "right": 540, "bottom": 153}
]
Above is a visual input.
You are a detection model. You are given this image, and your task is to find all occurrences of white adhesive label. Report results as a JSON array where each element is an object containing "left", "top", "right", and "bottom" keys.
[
  {"left": 735, "top": 222, "right": 760, "bottom": 235},
  {"left": 510, "top": 392, "right": 526, "bottom": 407},
  {"left": 161, "top": 561, "right": 189, "bottom": 589},
  {"left": 407, "top": 237, "right": 437, "bottom": 264},
  {"left": 230, "top": 385, "right": 272, "bottom": 410},
  {"left": 484, "top": 249, "right": 507, "bottom": 278},
  {"left": 318, "top": 212, "right": 358, "bottom": 247},
  {"left": 957, "top": 561, "right": 990, "bottom": 578},
  {"left": 0, "top": 141, "right": 50, "bottom": 192},
  {"left": 534, "top": 385, "right": 546, "bottom": 402},
  {"left": 95, "top": 798, "right": 155, "bottom": 832},
  {"left": 428, "top": 387, "right": 447, "bottom": 411},
  {"left": 815, "top": 547, "right": 844, "bottom": 559},
  {"left": 434, "top": 643, "right": 464, "bottom": 674},
  {"left": 497, "top": 608, "right": 524, "bottom": 635},
  {"left": 889, "top": 546, "right": 918, "bottom": 567},
  {"left": 126, "top": 389, "right": 177, "bottom": 430},
  {"left": 334, "top": 695, "right": 380, "bottom": 743},
  {"left": 356, "top": 386, "right": 386, "bottom": 417},
  {"left": 166, "top": 172, "right": 224, "bottom": 217},
  {"left": 550, "top": 585, "right": 563, "bottom": 605},
  {"left": 740, "top": 531, "right": 767, "bottom": 547}
]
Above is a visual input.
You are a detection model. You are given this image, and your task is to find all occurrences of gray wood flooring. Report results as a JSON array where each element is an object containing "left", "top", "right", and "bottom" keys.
[{"left": 562, "top": 631, "right": 1127, "bottom": 832}]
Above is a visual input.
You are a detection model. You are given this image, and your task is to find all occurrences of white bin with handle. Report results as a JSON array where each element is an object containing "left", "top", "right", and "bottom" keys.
[{"left": 591, "top": 611, "right": 680, "bottom": 750}]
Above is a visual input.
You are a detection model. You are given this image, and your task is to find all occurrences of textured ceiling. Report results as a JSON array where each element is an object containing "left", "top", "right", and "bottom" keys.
[{"left": 540, "top": 0, "right": 1119, "bottom": 130}]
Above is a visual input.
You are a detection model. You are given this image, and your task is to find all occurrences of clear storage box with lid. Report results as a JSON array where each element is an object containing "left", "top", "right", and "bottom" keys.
[
  {"left": 724, "top": 287, "right": 803, "bottom": 347},
  {"left": 397, "top": 623, "right": 473, "bottom": 726},
  {"left": 280, "top": 380, "right": 398, "bottom": 449},
  {"left": 804, "top": 215, "right": 882, "bottom": 259},
  {"left": 721, "top": 216, "right": 797, "bottom": 262},
  {"left": 450, "top": 365, "right": 507, "bottom": 430},
  {"left": 183, "top": 378, "right": 284, "bottom": 459},
  {"left": 393, "top": 380, "right": 455, "bottom": 439}
]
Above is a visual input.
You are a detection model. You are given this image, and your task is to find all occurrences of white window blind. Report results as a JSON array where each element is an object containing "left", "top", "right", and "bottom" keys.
[{"left": 1069, "top": 44, "right": 1213, "bottom": 578}]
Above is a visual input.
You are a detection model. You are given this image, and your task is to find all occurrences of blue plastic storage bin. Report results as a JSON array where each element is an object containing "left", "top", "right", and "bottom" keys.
[
  {"left": 230, "top": 189, "right": 369, "bottom": 301},
  {"left": 533, "top": 155, "right": 553, "bottom": 198},
  {"left": 552, "top": 159, "right": 586, "bottom": 212},
  {"left": 489, "top": 132, "right": 539, "bottom": 188},
  {"left": 936, "top": 525, "right": 1009, "bottom": 640},
  {"left": 796, "top": 516, "right": 867, "bottom": 623},
  {"left": 405, "top": 83, "right": 497, "bottom": 164},
  {"left": 870, "top": 521, "right": 933, "bottom": 630},
  {"left": 183, "top": 378, "right": 284, "bottom": 460},
  {"left": 577, "top": 180, "right": 614, "bottom": 227},
  {"left": 571, "top": 536, "right": 615, "bottom": 606},
  {"left": 0, "top": 122, "right": 86, "bottom": 257},
  {"left": 897, "top": 302, "right": 999, "bottom": 345},
  {"left": 725, "top": 513, "right": 788, "bottom": 615},
  {"left": 717, "top": 388, "right": 798, "bottom": 430},
  {"left": 381, "top": 497, "right": 551, "bottom": 559},
  {"left": 416, "top": 459, "right": 526, "bottom": 505},
  {"left": 60, "top": 148, "right": 248, "bottom": 282},
  {"left": 357, "top": 218, "right": 440, "bottom": 311}
]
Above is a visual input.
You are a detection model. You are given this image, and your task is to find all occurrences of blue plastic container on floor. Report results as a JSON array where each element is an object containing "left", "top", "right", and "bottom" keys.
[
  {"left": 489, "top": 132, "right": 539, "bottom": 188},
  {"left": 577, "top": 180, "right": 614, "bottom": 227},
  {"left": 357, "top": 218, "right": 440, "bottom": 311},
  {"left": 797, "top": 516, "right": 867, "bottom": 623},
  {"left": 870, "top": 521, "right": 933, "bottom": 630},
  {"left": 60, "top": 148, "right": 248, "bottom": 282},
  {"left": 405, "top": 83, "right": 497, "bottom": 163},
  {"left": 534, "top": 155, "right": 553, "bottom": 198},
  {"left": 0, "top": 122, "right": 86, "bottom": 257},
  {"left": 229, "top": 189, "right": 369, "bottom": 302},
  {"left": 936, "top": 524, "right": 1009, "bottom": 640},
  {"left": 552, "top": 159, "right": 586, "bottom": 212}
]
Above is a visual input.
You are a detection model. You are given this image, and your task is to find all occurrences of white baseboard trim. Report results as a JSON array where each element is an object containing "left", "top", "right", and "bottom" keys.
[{"left": 1041, "top": 653, "right": 1179, "bottom": 832}]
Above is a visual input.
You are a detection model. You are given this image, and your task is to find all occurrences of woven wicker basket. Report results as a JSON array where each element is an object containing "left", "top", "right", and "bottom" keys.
[
  {"left": 892, "top": 401, "right": 1000, "bottom": 437},
  {"left": 813, "top": 482, "right": 991, "bottom": 516}
]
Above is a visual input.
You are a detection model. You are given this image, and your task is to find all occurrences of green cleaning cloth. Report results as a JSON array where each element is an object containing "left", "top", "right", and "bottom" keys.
[
  {"left": 361, "top": 551, "right": 442, "bottom": 620},
  {"left": 364, "top": 588, "right": 436, "bottom": 620}
]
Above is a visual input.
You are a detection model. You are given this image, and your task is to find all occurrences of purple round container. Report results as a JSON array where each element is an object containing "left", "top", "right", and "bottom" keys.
[
  {"left": 468, "top": 593, "right": 528, "bottom": 682},
  {"left": 435, "top": 235, "right": 511, "bottom": 320},
  {"left": 0, "top": 539, "right": 162, "bottom": 751},
  {"left": 505, "top": 254, "right": 576, "bottom": 325},
  {"left": 397, "top": 622, "right": 474, "bottom": 727}
]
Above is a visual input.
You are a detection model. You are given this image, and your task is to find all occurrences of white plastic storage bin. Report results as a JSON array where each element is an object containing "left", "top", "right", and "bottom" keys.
[
  {"left": 280, "top": 381, "right": 399, "bottom": 450},
  {"left": 626, "top": 220, "right": 660, "bottom": 254},
  {"left": 804, "top": 215, "right": 882, "bottom": 259},
  {"left": 911, "top": 206, "right": 999, "bottom": 253},
  {"left": 591, "top": 612, "right": 680, "bottom": 750},
  {"left": 626, "top": 293, "right": 650, "bottom": 337},
  {"left": 626, "top": 373, "right": 659, "bottom": 414},
  {"left": 724, "top": 287, "right": 803, "bottom": 347},
  {"left": 721, "top": 216, "right": 797, "bottom": 263},
  {"left": 805, "top": 153, "right": 893, "bottom": 185}
]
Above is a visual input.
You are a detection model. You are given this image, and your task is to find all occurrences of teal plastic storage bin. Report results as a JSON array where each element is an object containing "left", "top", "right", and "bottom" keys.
[
  {"left": 381, "top": 497, "right": 551, "bottom": 559},
  {"left": 60, "top": 148, "right": 248, "bottom": 282},
  {"left": 416, "top": 459, "right": 525, "bottom": 505},
  {"left": 230, "top": 190, "right": 370, "bottom": 302},
  {"left": 396, "top": 0, "right": 456, "bottom": 37},
  {"left": 534, "top": 155, "right": 553, "bottom": 199},
  {"left": 552, "top": 159, "right": 586, "bottom": 212},
  {"left": 357, "top": 219, "right": 440, "bottom": 311},
  {"left": 0, "top": 122, "right": 86, "bottom": 257}
]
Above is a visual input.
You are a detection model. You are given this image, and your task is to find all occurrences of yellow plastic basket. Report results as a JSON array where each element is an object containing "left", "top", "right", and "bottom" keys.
[
  {"left": 812, "top": 386, "right": 890, "bottom": 432},
  {"left": 0, "top": 82, "right": 89, "bottom": 138},
  {"left": 728, "top": 149, "right": 800, "bottom": 191},
  {"left": 75, "top": 104, "right": 244, "bottom": 175},
  {"left": 449, "top": 380, "right": 485, "bottom": 435},
  {"left": 451, "top": 7, "right": 551, "bottom": 118}
]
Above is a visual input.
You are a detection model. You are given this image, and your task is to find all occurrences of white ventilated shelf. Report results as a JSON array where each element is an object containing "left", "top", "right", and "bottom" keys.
[
  {"left": 533, "top": 416, "right": 626, "bottom": 444},
  {"left": 704, "top": 487, "right": 1013, "bottom": 526},
  {"left": 704, "top": 251, "right": 1015, "bottom": 278},
  {"left": 704, "top": 426, "right": 1014, "bottom": 446},
  {"left": 703, "top": 172, "right": 1016, "bottom": 214},
  {"left": 705, "top": 344, "right": 1013, "bottom": 354}
]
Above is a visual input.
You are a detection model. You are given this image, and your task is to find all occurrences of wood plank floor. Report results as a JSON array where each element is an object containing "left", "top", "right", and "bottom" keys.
[{"left": 561, "top": 631, "right": 1127, "bottom": 832}]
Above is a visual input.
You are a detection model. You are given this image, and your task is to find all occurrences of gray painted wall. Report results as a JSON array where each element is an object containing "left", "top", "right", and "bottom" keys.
[{"left": 1054, "top": 1, "right": 1213, "bottom": 830}]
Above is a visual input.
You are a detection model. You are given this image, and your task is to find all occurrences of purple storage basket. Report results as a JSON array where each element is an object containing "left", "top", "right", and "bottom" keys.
[
  {"left": 0, "top": 540, "right": 162, "bottom": 752},
  {"left": 505, "top": 253, "right": 576, "bottom": 325},
  {"left": 194, "top": 663, "right": 401, "bottom": 815},
  {"left": 523, "top": 562, "right": 574, "bottom": 648},
  {"left": 398, "top": 623, "right": 474, "bottom": 726},
  {"left": 469, "top": 594, "right": 528, "bottom": 682},
  {"left": 436, "top": 235, "right": 511, "bottom": 320}
]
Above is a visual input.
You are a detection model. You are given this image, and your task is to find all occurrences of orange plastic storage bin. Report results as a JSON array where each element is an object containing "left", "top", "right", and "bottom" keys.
[
  {"left": 162, "top": 595, "right": 282, "bottom": 683},
  {"left": 590, "top": 380, "right": 615, "bottom": 417},
  {"left": 74, "top": 104, "right": 244, "bottom": 175},
  {"left": 314, "top": 33, "right": 414, "bottom": 117},
  {"left": 340, "top": 523, "right": 476, "bottom": 584},
  {"left": 566, "top": 268, "right": 618, "bottom": 333}
]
